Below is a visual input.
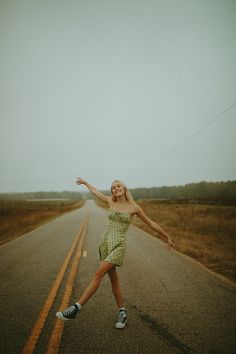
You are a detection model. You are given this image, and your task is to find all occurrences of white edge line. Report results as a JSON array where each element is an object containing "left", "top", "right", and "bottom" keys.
[
  {"left": 0, "top": 218, "right": 60, "bottom": 249},
  {"left": 0, "top": 208, "right": 85, "bottom": 250},
  {"left": 92, "top": 205, "right": 236, "bottom": 290},
  {"left": 130, "top": 224, "right": 236, "bottom": 290}
]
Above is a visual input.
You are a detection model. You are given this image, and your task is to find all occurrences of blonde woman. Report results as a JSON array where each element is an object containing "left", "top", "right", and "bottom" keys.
[{"left": 56, "top": 178, "right": 175, "bottom": 328}]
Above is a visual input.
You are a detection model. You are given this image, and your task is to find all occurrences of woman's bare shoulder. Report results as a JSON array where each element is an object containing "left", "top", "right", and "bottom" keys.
[
  {"left": 129, "top": 201, "right": 142, "bottom": 214},
  {"left": 107, "top": 196, "right": 113, "bottom": 207}
]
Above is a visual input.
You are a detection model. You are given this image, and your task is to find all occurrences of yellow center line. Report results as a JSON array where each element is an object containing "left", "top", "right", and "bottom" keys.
[
  {"left": 45, "top": 214, "right": 89, "bottom": 354},
  {"left": 21, "top": 214, "right": 89, "bottom": 354}
]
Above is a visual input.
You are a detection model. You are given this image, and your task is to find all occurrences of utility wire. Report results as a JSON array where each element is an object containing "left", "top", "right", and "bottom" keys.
[{"left": 125, "top": 100, "right": 236, "bottom": 183}]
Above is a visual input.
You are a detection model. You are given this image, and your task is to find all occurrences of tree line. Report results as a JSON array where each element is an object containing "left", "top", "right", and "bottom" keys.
[
  {"left": 97, "top": 180, "right": 236, "bottom": 205},
  {"left": 128, "top": 180, "right": 236, "bottom": 199},
  {"left": 1, "top": 181, "right": 235, "bottom": 205}
]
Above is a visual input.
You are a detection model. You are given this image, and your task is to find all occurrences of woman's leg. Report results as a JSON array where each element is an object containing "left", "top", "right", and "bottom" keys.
[
  {"left": 77, "top": 261, "right": 115, "bottom": 305},
  {"left": 108, "top": 267, "right": 124, "bottom": 308}
]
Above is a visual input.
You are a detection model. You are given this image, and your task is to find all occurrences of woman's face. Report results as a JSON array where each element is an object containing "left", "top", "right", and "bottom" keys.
[{"left": 111, "top": 182, "right": 125, "bottom": 197}]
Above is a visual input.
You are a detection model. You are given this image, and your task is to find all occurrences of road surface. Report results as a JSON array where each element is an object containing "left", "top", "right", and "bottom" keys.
[{"left": 0, "top": 200, "right": 235, "bottom": 354}]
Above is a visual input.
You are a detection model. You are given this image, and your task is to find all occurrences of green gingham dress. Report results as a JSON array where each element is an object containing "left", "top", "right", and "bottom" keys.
[{"left": 99, "top": 208, "right": 132, "bottom": 267}]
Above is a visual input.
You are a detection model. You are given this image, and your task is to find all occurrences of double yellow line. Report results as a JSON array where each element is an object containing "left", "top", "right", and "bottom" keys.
[{"left": 22, "top": 213, "right": 89, "bottom": 354}]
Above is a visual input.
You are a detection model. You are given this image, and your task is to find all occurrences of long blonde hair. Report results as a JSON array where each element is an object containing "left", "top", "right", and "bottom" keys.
[{"left": 110, "top": 180, "right": 135, "bottom": 203}]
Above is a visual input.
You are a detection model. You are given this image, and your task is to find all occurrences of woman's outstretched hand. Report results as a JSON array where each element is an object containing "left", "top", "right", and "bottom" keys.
[
  {"left": 76, "top": 177, "right": 87, "bottom": 186},
  {"left": 166, "top": 237, "right": 176, "bottom": 251}
]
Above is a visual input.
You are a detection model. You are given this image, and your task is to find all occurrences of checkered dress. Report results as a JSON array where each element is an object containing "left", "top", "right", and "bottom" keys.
[{"left": 99, "top": 209, "right": 132, "bottom": 267}]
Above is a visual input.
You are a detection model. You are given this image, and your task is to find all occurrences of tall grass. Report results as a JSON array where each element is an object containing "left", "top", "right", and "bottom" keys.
[
  {"left": 0, "top": 199, "right": 84, "bottom": 246},
  {"left": 96, "top": 198, "right": 236, "bottom": 284},
  {"left": 134, "top": 200, "right": 236, "bottom": 283}
]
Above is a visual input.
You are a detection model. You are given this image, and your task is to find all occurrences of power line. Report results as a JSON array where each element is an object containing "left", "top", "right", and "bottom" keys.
[{"left": 125, "top": 100, "right": 236, "bottom": 183}]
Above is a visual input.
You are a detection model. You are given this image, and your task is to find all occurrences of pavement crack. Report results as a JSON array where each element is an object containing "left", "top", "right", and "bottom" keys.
[
  {"left": 157, "top": 278, "right": 168, "bottom": 291},
  {"left": 131, "top": 305, "right": 194, "bottom": 354}
]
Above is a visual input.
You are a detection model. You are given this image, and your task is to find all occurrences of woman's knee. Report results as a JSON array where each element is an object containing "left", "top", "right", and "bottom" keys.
[
  {"left": 94, "top": 263, "right": 113, "bottom": 279},
  {"left": 94, "top": 269, "right": 104, "bottom": 280}
]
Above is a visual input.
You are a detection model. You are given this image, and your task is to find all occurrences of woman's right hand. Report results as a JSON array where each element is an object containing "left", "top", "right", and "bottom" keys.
[{"left": 76, "top": 177, "right": 87, "bottom": 186}]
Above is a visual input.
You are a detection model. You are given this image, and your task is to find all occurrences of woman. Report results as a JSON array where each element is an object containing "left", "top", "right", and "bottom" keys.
[{"left": 56, "top": 178, "right": 175, "bottom": 328}]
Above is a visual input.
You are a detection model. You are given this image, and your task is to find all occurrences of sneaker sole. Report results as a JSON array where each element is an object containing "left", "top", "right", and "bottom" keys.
[
  {"left": 56, "top": 311, "right": 74, "bottom": 321},
  {"left": 116, "top": 319, "right": 127, "bottom": 329}
]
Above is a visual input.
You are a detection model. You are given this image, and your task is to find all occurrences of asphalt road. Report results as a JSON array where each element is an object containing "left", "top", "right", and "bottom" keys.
[{"left": 0, "top": 199, "right": 235, "bottom": 354}]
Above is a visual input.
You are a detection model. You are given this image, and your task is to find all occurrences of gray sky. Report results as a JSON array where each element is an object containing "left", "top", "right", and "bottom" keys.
[{"left": 1, "top": 0, "right": 236, "bottom": 193}]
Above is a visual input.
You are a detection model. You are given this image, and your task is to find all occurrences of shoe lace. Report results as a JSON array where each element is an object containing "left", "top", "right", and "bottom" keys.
[{"left": 63, "top": 305, "right": 77, "bottom": 316}]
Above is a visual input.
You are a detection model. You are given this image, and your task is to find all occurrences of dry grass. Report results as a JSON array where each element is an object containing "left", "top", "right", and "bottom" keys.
[
  {"left": 0, "top": 199, "right": 85, "bottom": 246},
  {"left": 96, "top": 199, "right": 236, "bottom": 284}
]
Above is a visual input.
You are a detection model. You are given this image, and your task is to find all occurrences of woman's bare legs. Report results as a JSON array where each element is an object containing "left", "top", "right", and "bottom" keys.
[
  {"left": 108, "top": 267, "right": 124, "bottom": 308},
  {"left": 77, "top": 261, "right": 115, "bottom": 305}
]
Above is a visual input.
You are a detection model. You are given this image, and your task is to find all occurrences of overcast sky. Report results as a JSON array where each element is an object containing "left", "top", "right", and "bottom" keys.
[{"left": 1, "top": 0, "right": 236, "bottom": 193}]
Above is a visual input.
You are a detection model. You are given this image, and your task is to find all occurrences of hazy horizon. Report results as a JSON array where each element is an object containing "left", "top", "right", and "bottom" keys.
[
  {"left": 0, "top": 179, "right": 235, "bottom": 194},
  {"left": 1, "top": 0, "right": 236, "bottom": 193}
]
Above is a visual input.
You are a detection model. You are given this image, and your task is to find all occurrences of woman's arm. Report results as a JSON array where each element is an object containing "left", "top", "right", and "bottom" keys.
[
  {"left": 76, "top": 177, "right": 110, "bottom": 204},
  {"left": 135, "top": 205, "right": 175, "bottom": 250}
]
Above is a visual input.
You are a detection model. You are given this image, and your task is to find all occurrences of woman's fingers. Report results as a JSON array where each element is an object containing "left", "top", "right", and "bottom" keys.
[
  {"left": 75, "top": 177, "right": 86, "bottom": 185},
  {"left": 76, "top": 177, "right": 82, "bottom": 184},
  {"left": 167, "top": 239, "right": 175, "bottom": 251}
]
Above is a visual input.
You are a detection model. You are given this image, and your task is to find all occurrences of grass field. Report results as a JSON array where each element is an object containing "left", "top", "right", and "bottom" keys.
[
  {"left": 1, "top": 197, "right": 235, "bottom": 284},
  {"left": 0, "top": 199, "right": 85, "bottom": 246},
  {"left": 96, "top": 199, "right": 236, "bottom": 284}
]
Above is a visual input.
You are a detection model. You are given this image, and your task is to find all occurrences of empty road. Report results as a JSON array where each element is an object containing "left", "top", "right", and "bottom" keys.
[{"left": 0, "top": 200, "right": 235, "bottom": 354}]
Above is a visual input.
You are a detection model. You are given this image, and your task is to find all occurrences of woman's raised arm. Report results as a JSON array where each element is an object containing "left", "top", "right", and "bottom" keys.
[
  {"left": 76, "top": 177, "right": 110, "bottom": 204},
  {"left": 135, "top": 205, "right": 175, "bottom": 250}
]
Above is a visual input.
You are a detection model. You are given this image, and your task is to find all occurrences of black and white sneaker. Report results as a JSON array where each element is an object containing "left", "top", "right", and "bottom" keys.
[
  {"left": 56, "top": 304, "right": 79, "bottom": 321},
  {"left": 116, "top": 309, "right": 127, "bottom": 329}
]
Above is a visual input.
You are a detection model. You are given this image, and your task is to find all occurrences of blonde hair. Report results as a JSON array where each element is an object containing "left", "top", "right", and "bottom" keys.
[{"left": 110, "top": 180, "right": 135, "bottom": 203}]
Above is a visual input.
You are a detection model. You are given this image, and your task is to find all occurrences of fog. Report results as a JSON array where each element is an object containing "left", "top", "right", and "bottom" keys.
[{"left": 1, "top": 0, "right": 235, "bottom": 192}]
